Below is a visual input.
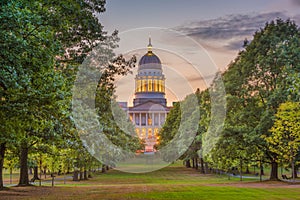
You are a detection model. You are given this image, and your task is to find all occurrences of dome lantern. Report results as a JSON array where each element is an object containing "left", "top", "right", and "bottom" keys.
[{"left": 147, "top": 37, "right": 153, "bottom": 55}]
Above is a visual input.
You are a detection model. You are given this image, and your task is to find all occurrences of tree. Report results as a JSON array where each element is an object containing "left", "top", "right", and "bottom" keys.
[
  {"left": 181, "top": 88, "right": 211, "bottom": 171},
  {"left": 202, "top": 19, "right": 300, "bottom": 181},
  {"left": 196, "top": 89, "right": 212, "bottom": 173},
  {"left": 218, "top": 19, "right": 300, "bottom": 180},
  {"left": 265, "top": 102, "right": 300, "bottom": 182},
  {"left": 0, "top": 0, "right": 63, "bottom": 186},
  {"left": 0, "top": 0, "right": 126, "bottom": 187},
  {"left": 210, "top": 56, "right": 263, "bottom": 178},
  {"left": 243, "top": 19, "right": 299, "bottom": 180},
  {"left": 159, "top": 102, "right": 181, "bottom": 147},
  {"left": 158, "top": 92, "right": 201, "bottom": 166}
]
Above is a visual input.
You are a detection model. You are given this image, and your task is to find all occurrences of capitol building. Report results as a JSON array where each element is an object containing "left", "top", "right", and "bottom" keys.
[{"left": 119, "top": 39, "right": 171, "bottom": 152}]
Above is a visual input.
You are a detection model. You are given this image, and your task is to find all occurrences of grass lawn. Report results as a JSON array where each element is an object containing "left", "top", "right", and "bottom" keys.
[{"left": 1, "top": 162, "right": 300, "bottom": 200}]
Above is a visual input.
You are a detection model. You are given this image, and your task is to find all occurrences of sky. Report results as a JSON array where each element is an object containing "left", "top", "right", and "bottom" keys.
[{"left": 98, "top": 0, "right": 300, "bottom": 105}]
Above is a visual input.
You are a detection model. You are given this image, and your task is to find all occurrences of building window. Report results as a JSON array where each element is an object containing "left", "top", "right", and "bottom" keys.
[
  {"left": 142, "top": 79, "right": 147, "bottom": 92},
  {"left": 147, "top": 113, "right": 152, "bottom": 125},
  {"left": 148, "top": 79, "right": 152, "bottom": 91},
  {"left": 135, "top": 114, "right": 139, "bottom": 125},
  {"left": 136, "top": 79, "right": 142, "bottom": 92},
  {"left": 158, "top": 80, "right": 162, "bottom": 92},
  {"left": 154, "top": 113, "right": 159, "bottom": 125},
  {"left": 141, "top": 113, "right": 146, "bottom": 126},
  {"left": 154, "top": 79, "right": 158, "bottom": 92}
]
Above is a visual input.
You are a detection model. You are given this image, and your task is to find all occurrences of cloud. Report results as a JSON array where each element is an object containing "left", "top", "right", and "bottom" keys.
[
  {"left": 290, "top": 0, "right": 300, "bottom": 6},
  {"left": 177, "top": 12, "right": 287, "bottom": 39},
  {"left": 175, "top": 11, "right": 293, "bottom": 51}
]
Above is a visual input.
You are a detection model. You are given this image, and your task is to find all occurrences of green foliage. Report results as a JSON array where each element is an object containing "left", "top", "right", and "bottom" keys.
[
  {"left": 159, "top": 92, "right": 202, "bottom": 163},
  {"left": 159, "top": 19, "right": 300, "bottom": 178},
  {"left": 159, "top": 102, "right": 181, "bottom": 147},
  {"left": 3, "top": 150, "right": 18, "bottom": 170},
  {"left": 0, "top": 0, "right": 138, "bottom": 186},
  {"left": 265, "top": 102, "right": 300, "bottom": 164},
  {"left": 210, "top": 19, "right": 300, "bottom": 179}
]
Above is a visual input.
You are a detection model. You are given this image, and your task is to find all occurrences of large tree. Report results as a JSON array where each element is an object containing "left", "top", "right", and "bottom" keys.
[
  {"left": 213, "top": 19, "right": 300, "bottom": 180},
  {"left": 241, "top": 19, "right": 300, "bottom": 180},
  {"left": 0, "top": 0, "right": 131, "bottom": 187},
  {"left": 265, "top": 102, "right": 300, "bottom": 181},
  {"left": 210, "top": 55, "right": 263, "bottom": 177},
  {"left": 0, "top": 0, "right": 63, "bottom": 186}
]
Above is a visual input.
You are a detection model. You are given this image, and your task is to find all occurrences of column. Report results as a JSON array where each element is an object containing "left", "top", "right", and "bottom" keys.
[
  {"left": 139, "top": 113, "right": 141, "bottom": 127},
  {"left": 152, "top": 113, "right": 154, "bottom": 128},
  {"left": 159, "top": 113, "right": 161, "bottom": 127}
]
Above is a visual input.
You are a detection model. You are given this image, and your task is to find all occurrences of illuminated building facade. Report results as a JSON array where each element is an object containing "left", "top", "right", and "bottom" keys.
[{"left": 127, "top": 39, "right": 171, "bottom": 152}]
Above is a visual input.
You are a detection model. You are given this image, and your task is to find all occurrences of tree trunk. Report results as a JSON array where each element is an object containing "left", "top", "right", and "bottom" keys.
[
  {"left": 192, "top": 158, "right": 195, "bottom": 168},
  {"left": 79, "top": 169, "right": 83, "bottom": 180},
  {"left": 10, "top": 168, "right": 13, "bottom": 184},
  {"left": 185, "top": 160, "right": 191, "bottom": 168},
  {"left": 246, "top": 166, "right": 250, "bottom": 174},
  {"left": 44, "top": 167, "right": 47, "bottom": 179},
  {"left": 19, "top": 145, "right": 30, "bottom": 186},
  {"left": 204, "top": 162, "right": 209, "bottom": 174},
  {"left": 88, "top": 169, "right": 92, "bottom": 178},
  {"left": 239, "top": 158, "right": 243, "bottom": 182},
  {"left": 260, "top": 165, "right": 264, "bottom": 176},
  {"left": 293, "top": 166, "right": 298, "bottom": 179},
  {"left": 84, "top": 169, "right": 88, "bottom": 180},
  {"left": 269, "top": 161, "right": 278, "bottom": 181},
  {"left": 291, "top": 159, "right": 295, "bottom": 182},
  {"left": 102, "top": 165, "right": 106, "bottom": 173},
  {"left": 73, "top": 170, "right": 79, "bottom": 181},
  {"left": 0, "top": 143, "right": 6, "bottom": 190},
  {"left": 33, "top": 166, "right": 40, "bottom": 181},
  {"left": 200, "top": 158, "right": 205, "bottom": 174},
  {"left": 195, "top": 158, "right": 198, "bottom": 170},
  {"left": 259, "top": 160, "right": 264, "bottom": 182}
]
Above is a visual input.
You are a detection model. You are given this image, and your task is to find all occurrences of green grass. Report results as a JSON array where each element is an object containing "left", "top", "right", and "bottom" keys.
[
  {"left": 127, "top": 186, "right": 300, "bottom": 200},
  {"left": 87, "top": 163, "right": 247, "bottom": 185},
  {"left": 2, "top": 162, "right": 300, "bottom": 200}
]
